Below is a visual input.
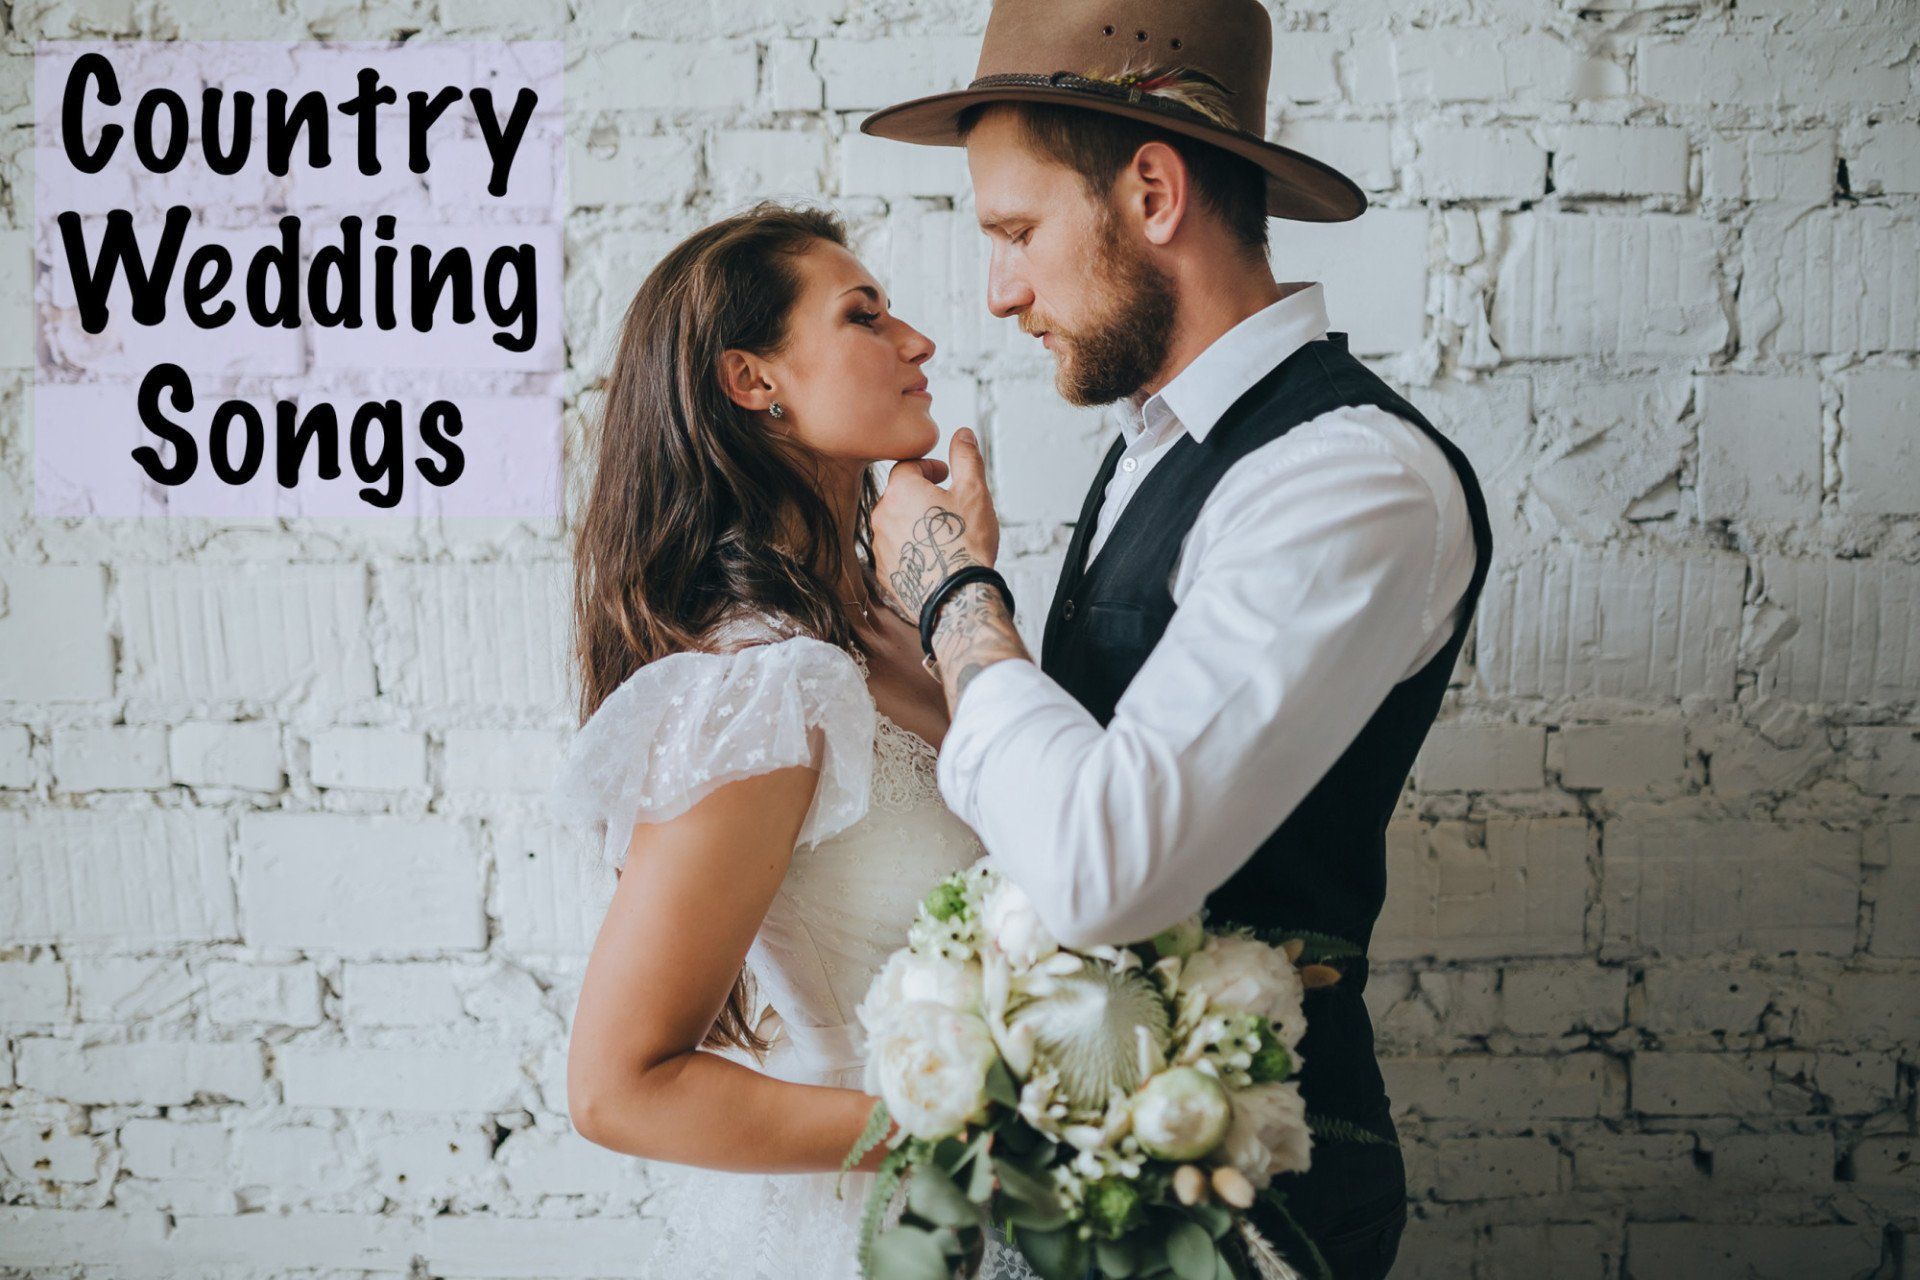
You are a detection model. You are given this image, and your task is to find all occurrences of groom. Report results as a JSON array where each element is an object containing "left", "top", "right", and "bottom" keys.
[{"left": 866, "top": 0, "right": 1494, "bottom": 1275}]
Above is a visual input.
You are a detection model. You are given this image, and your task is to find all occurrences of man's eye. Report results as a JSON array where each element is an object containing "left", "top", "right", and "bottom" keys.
[{"left": 1013, "top": 228, "right": 1032, "bottom": 246}]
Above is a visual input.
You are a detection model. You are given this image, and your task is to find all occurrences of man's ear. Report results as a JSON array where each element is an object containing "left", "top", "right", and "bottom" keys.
[
  {"left": 1128, "top": 140, "right": 1189, "bottom": 248},
  {"left": 719, "top": 349, "right": 777, "bottom": 413}
]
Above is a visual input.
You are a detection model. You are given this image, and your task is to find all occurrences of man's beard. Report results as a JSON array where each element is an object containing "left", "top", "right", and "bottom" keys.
[{"left": 1045, "top": 210, "right": 1178, "bottom": 407}]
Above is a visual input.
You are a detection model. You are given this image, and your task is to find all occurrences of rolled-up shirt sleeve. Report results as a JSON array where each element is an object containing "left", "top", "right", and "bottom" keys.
[{"left": 935, "top": 419, "right": 1464, "bottom": 950}]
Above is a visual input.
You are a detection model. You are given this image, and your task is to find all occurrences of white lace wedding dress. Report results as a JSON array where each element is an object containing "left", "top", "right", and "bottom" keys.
[{"left": 553, "top": 612, "right": 1038, "bottom": 1279}]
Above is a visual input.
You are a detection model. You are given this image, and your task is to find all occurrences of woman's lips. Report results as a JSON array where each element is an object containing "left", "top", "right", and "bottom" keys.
[{"left": 904, "top": 379, "right": 931, "bottom": 398}]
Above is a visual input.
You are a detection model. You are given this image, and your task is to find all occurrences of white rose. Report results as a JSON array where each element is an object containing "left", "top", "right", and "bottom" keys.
[
  {"left": 1178, "top": 936, "right": 1307, "bottom": 1052},
  {"left": 981, "top": 878, "right": 1060, "bottom": 970},
  {"left": 1130, "top": 1065, "right": 1232, "bottom": 1161},
  {"left": 862, "top": 1002, "right": 999, "bottom": 1140},
  {"left": 1215, "top": 1081, "right": 1312, "bottom": 1188},
  {"left": 856, "top": 949, "right": 983, "bottom": 1035}
]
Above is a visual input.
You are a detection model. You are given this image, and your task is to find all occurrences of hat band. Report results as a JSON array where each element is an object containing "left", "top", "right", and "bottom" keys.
[{"left": 964, "top": 70, "right": 1249, "bottom": 136}]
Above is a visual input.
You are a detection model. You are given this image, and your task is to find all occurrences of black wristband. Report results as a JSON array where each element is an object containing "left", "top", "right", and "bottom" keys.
[{"left": 918, "top": 565, "right": 1015, "bottom": 659}]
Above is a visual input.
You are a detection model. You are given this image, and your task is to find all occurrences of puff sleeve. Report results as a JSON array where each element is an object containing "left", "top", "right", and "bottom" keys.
[{"left": 551, "top": 636, "right": 877, "bottom": 885}]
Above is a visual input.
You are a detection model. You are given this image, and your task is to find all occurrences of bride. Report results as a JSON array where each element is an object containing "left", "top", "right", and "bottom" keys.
[{"left": 554, "top": 202, "right": 1029, "bottom": 1278}]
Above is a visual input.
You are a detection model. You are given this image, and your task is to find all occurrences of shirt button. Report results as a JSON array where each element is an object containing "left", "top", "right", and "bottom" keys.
[
  {"left": 1121, "top": 457, "right": 1138, "bottom": 473},
  {"left": 1063, "top": 600, "right": 1076, "bottom": 620}
]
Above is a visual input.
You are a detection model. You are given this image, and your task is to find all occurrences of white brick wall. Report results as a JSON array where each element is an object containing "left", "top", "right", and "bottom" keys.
[{"left": 3, "top": 1, "right": 1917, "bottom": 1275}]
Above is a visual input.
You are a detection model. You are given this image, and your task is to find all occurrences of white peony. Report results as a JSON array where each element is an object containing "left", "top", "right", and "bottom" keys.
[
  {"left": 856, "top": 949, "right": 983, "bottom": 1035},
  {"left": 862, "top": 1001, "right": 999, "bottom": 1140},
  {"left": 1177, "top": 935, "right": 1307, "bottom": 1052},
  {"left": 1215, "top": 1080, "right": 1312, "bottom": 1188},
  {"left": 1129, "top": 1066, "right": 1231, "bottom": 1161},
  {"left": 981, "top": 877, "right": 1060, "bottom": 970}
]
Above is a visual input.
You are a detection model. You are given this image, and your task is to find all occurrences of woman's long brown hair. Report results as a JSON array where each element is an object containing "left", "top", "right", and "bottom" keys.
[{"left": 569, "top": 202, "right": 885, "bottom": 1056}]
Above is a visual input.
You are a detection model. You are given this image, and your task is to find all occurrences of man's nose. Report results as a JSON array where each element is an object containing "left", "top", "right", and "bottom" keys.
[{"left": 986, "top": 246, "right": 1033, "bottom": 319}]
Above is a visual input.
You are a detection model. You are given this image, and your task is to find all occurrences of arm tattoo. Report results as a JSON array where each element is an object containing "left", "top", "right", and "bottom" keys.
[
  {"left": 889, "top": 507, "right": 976, "bottom": 613},
  {"left": 931, "top": 581, "right": 1029, "bottom": 712},
  {"left": 891, "top": 505, "right": 1031, "bottom": 711}
]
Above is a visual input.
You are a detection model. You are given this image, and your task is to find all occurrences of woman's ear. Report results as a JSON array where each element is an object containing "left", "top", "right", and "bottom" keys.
[{"left": 719, "top": 349, "right": 778, "bottom": 414}]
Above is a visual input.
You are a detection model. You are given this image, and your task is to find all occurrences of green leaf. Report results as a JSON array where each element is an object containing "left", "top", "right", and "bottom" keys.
[
  {"left": 1014, "top": 1225, "right": 1090, "bottom": 1280},
  {"left": 858, "top": 1146, "right": 913, "bottom": 1276},
  {"left": 1002, "top": 1196, "right": 1071, "bottom": 1232},
  {"left": 1213, "top": 1243, "right": 1240, "bottom": 1280},
  {"left": 1094, "top": 1235, "right": 1142, "bottom": 1277},
  {"left": 907, "top": 1163, "right": 979, "bottom": 1229},
  {"left": 868, "top": 1226, "right": 953, "bottom": 1280},
  {"left": 838, "top": 1099, "right": 892, "bottom": 1199},
  {"left": 1166, "top": 1221, "right": 1217, "bottom": 1280},
  {"left": 965, "top": 1145, "right": 996, "bottom": 1202},
  {"left": 1188, "top": 1202, "right": 1232, "bottom": 1240},
  {"left": 1305, "top": 1110, "right": 1398, "bottom": 1147},
  {"left": 991, "top": 1156, "right": 1059, "bottom": 1208},
  {"left": 985, "top": 1057, "right": 1020, "bottom": 1109}
]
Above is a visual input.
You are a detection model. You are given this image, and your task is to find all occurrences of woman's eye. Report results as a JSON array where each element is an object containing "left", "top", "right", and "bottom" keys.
[{"left": 851, "top": 310, "right": 881, "bottom": 327}]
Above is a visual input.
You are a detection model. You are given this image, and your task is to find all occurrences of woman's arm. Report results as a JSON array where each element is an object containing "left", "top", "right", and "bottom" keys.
[{"left": 567, "top": 761, "right": 896, "bottom": 1174}]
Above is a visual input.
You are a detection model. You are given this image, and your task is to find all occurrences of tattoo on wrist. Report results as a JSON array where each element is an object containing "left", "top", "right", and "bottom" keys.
[
  {"left": 931, "top": 582, "right": 1025, "bottom": 706},
  {"left": 889, "top": 507, "right": 976, "bottom": 614}
]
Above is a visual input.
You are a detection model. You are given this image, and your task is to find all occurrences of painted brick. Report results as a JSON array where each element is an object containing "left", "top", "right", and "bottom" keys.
[
  {"left": 1413, "top": 721, "right": 1546, "bottom": 792},
  {"left": 1696, "top": 373, "right": 1824, "bottom": 520},
  {"left": 308, "top": 727, "right": 428, "bottom": 791},
  {"left": 1603, "top": 818, "right": 1858, "bottom": 956},
  {"left": 168, "top": 721, "right": 283, "bottom": 790},
  {"left": 1409, "top": 124, "right": 1546, "bottom": 199},
  {"left": 50, "top": 725, "right": 168, "bottom": 791},
  {"left": 118, "top": 565, "right": 377, "bottom": 707},
  {"left": 442, "top": 729, "right": 565, "bottom": 793},
  {"left": 0, "top": 725, "right": 32, "bottom": 788},
  {"left": 237, "top": 814, "right": 485, "bottom": 955},
  {"left": 1624, "top": 1222, "right": 1882, "bottom": 1280},
  {"left": 0, "top": 810, "right": 236, "bottom": 946},
  {"left": 1754, "top": 556, "right": 1920, "bottom": 706},
  {"left": 15, "top": 1039, "right": 263, "bottom": 1106},
  {"left": 0, "top": 565, "right": 112, "bottom": 702},
  {"left": 1740, "top": 207, "right": 1920, "bottom": 355},
  {"left": 1473, "top": 548, "right": 1747, "bottom": 703},
  {"left": 1556, "top": 721, "right": 1687, "bottom": 790},
  {"left": 1382, "top": 1053, "right": 1624, "bottom": 1121},
  {"left": 1551, "top": 125, "right": 1689, "bottom": 197},
  {"left": 373, "top": 563, "right": 569, "bottom": 718},
  {"left": 1375, "top": 817, "right": 1591, "bottom": 961},
  {"left": 279, "top": 1045, "right": 525, "bottom": 1113},
  {"left": 1492, "top": 213, "right": 1727, "bottom": 358},
  {"left": 1271, "top": 208, "right": 1429, "bottom": 354},
  {"left": 1837, "top": 367, "right": 1920, "bottom": 516}
]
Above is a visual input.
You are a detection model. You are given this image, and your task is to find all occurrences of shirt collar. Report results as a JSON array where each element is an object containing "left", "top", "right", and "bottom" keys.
[{"left": 1114, "top": 282, "right": 1331, "bottom": 446}]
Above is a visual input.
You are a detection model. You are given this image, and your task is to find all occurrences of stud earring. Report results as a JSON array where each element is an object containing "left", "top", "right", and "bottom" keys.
[{"left": 768, "top": 402, "right": 786, "bottom": 419}]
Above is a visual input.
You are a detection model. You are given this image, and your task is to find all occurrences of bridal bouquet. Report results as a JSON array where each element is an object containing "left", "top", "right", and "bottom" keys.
[{"left": 842, "top": 863, "right": 1372, "bottom": 1280}]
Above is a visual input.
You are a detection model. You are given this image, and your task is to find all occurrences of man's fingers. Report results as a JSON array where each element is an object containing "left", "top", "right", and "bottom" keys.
[
  {"left": 949, "top": 427, "right": 986, "bottom": 492},
  {"left": 915, "top": 458, "right": 951, "bottom": 483}
]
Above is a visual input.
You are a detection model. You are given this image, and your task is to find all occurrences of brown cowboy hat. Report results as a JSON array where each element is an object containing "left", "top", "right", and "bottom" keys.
[{"left": 859, "top": 0, "right": 1366, "bottom": 223}]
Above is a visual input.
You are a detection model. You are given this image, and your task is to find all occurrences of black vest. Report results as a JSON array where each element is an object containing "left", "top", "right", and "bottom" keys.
[{"left": 1041, "top": 333, "right": 1494, "bottom": 1123}]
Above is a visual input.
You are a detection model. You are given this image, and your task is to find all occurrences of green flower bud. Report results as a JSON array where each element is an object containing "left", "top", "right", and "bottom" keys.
[
  {"left": 1082, "top": 1176, "right": 1146, "bottom": 1239},
  {"left": 1149, "top": 914, "right": 1206, "bottom": 958},
  {"left": 1249, "top": 1038, "right": 1293, "bottom": 1083},
  {"left": 924, "top": 876, "right": 969, "bottom": 921}
]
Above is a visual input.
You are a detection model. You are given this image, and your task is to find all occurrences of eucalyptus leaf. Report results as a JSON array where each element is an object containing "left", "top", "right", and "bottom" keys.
[
  {"left": 965, "top": 1147, "right": 996, "bottom": 1202},
  {"left": 1015, "top": 1225, "right": 1090, "bottom": 1280},
  {"left": 991, "top": 1158, "right": 1058, "bottom": 1207},
  {"left": 1002, "top": 1196, "right": 1071, "bottom": 1232},
  {"left": 985, "top": 1058, "right": 1020, "bottom": 1109},
  {"left": 869, "top": 1226, "right": 953, "bottom": 1280},
  {"left": 908, "top": 1164, "right": 979, "bottom": 1229},
  {"left": 1094, "top": 1235, "right": 1142, "bottom": 1277},
  {"left": 1188, "top": 1202, "right": 1232, "bottom": 1240},
  {"left": 1166, "top": 1221, "right": 1216, "bottom": 1280}
]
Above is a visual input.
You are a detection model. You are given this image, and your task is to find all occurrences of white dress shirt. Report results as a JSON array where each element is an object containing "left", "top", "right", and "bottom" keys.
[{"left": 935, "top": 282, "right": 1478, "bottom": 949}]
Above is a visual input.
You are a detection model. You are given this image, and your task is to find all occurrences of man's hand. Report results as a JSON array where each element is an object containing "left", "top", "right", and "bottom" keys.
[
  {"left": 871, "top": 428, "right": 1029, "bottom": 708},
  {"left": 872, "top": 428, "right": 1000, "bottom": 615}
]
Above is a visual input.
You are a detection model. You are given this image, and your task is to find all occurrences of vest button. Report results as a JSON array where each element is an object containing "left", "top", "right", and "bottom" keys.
[{"left": 1063, "top": 599, "right": 1076, "bottom": 620}]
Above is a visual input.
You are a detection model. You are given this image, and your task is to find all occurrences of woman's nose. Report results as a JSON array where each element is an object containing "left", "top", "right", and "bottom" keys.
[{"left": 898, "top": 321, "right": 935, "bottom": 365}]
